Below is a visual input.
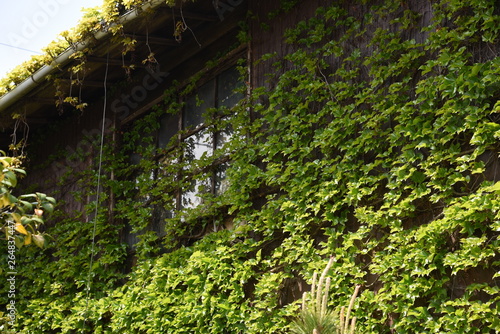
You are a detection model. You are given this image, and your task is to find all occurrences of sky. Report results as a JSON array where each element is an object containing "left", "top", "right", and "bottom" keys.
[{"left": 0, "top": 0, "right": 103, "bottom": 78}]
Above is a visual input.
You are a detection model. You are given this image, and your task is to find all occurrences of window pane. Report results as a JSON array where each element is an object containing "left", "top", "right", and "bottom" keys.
[
  {"left": 129, "top": 133, "right": 156, "bottom": 164},
  {"left": 159, "top": 113, "right": 178, "bottom": 148},
  {"left": 214, "top": 67, "right": 243, "bottom": 196},
  {"left": 216, "top": 122, "right": 233, "bottom": 150},
  {"left": 218, "top": 67, "right": 243, "bottom": 108},
  {"left": 216, "top": 67, "right": 243, "bottom": 149},
  {"left": 182, "top": 130, "right": 213, "bottom": 209},
  {"left": 182, "top": 175, "right": 212, "bottom": 208},
  {"left": 123, "top": 223, "right": 140, "bottom": 248},
  {"left": 151, "top": 205, "right": 172, "bottom": 237},
  {"left": 184, "top": 78, "right": 216, "bottom": 128},
  {"left": 215, "top": 162, "right": 229, "bottom": 195},
  {"left": 184, "top": 129, "right": 213, "bottom": 161}
]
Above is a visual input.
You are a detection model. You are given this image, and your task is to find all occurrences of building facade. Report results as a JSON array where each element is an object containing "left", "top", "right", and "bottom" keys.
[{"left": 1, "top": 0, "right": 499, "bottom": 332}]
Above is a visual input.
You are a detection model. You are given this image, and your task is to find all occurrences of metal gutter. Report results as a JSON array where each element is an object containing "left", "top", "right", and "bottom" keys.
[{"left": 0, "top": 0, "right": 166, "bottom": 114}]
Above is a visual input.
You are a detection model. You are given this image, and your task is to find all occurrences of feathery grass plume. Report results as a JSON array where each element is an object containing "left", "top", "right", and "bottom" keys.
[
  {"left": 315, "top": 257, "right": 334, "bottom": 313},
  {"left": 290, "top": 257, "right": 360, "bottom": 334},
  {"left": 341, "top": 285, "right": 360, "bottom": 334}
]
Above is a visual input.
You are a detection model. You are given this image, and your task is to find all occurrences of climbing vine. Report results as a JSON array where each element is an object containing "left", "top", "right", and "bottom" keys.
[{"left": 1, "top": 0, "right": 500, "bottom": 333}]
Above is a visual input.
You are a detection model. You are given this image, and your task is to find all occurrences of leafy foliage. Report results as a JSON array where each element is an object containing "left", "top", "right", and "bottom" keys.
[
  {"left": 0, "top": 151, "right": 55, "bottom": 249},
  {"left": 2, "top": 0, "right": 500, "bottom": 333}
]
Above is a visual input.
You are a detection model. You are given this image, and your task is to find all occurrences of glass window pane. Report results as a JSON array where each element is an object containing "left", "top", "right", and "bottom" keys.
[
  {"left": 159, "top": 113, "right": 179, "bottom": 148},
  {"left": 182, "top": 176, "right": 212, "bottom": 208},
  {"left": 216, "top": 122, "right": 233, "bottom": 149},
  {"left": 184, "top": 78, "right": 216, "bottom": 128},
  {"left": 182, "top": 130, "right": 213, "bottom": 209},
  {"left": 215, "top": 162, "right": 230, "bottom": 195},
  {"left": 216, "top": 67, "right": 243, "bottom": 149},
  {"left": 129, "top": 135, "right": 156, "bottom": 164},
  {"left": 218, "top": 67, "right": 243, "bottom": 108},
  {"left": 184, "top": 129, "right": 213, "bottom": 161},
  {"left": 151, "top": 205, "right": 173, "bottom": 237},
  {"left": 123, "top": 223, "right": 140, "bottom": 249}
]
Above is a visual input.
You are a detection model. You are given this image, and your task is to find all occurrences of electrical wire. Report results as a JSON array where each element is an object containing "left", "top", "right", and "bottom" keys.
[
  {"left": 0, "top": 42, "right": 43, "bottom": 54},
  {"left": 82, "top": 51, "right": 109, "bottom": 332}
]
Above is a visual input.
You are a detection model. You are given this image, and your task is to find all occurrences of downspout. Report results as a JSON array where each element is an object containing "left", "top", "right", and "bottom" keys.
[{"left": 0, "top": 0, "right": 166, "bottom": 114}]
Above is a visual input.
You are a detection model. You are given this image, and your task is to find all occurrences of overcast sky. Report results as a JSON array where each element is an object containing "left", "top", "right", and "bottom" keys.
[{"left": 0, "top": 0, "right": 103, "bottom": 78}]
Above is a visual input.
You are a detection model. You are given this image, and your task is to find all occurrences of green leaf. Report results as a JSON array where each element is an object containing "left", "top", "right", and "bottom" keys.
[
  {"left": 32, "top": 234, "right": 45, "bottom": 248},
  {"left": 483, "top": 181, "right": 500, "bottom": 193},
  {"left": 15, "top": 222, "right": 28, "bottom": 235}
]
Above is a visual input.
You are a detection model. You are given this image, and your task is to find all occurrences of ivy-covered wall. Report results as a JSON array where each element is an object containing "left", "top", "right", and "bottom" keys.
[{"left": 2, "top": 0, "right": 500, "bottom": 332}]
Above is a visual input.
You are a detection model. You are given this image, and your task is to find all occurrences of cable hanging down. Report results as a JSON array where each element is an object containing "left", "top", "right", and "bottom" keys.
[{"left": 82, "top": 51, "right": 109, "bottom": 332}]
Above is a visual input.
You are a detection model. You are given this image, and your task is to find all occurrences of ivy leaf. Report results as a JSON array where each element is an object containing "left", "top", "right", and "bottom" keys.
[
  {"left": 14, "top": 236, "right": 24, "bottom": 249},
  {"left": 15, "top": 222, "right": 28, "bottom": 235},
  {"left": 24, "top": 232, "right": 32, "bottom": 245},
  {"left": 2, "top": 170, "right": 17, "bottom": 187},
  {"left": 11, "top": 212, "right": 22, "bottom": 224},
  {"left": 410, "top": 170, "right": 426, "bottom": 184},
  {"left": 482, "top": 181, "right": 500, "bottom": 193},
  {"left": 32, "top": 234, "right": 45, "bottom": 248}
]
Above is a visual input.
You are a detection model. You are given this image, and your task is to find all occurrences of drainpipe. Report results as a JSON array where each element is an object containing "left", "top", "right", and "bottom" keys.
[{"left": 0, "top": 0, "right": 166, "bottom": 114}]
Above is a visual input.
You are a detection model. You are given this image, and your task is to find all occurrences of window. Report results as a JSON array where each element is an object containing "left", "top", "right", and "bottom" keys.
[
  {"left": 122, "top": 65, "right": 243, "bottom": 248},
  {"left": 180, "top": 66, "right": 243, "bottom": 208}
]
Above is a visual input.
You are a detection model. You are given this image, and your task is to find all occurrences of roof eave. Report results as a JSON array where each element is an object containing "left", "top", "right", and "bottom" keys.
[{"left": 0, "top": 0, "right": 166, "bottom": 115}]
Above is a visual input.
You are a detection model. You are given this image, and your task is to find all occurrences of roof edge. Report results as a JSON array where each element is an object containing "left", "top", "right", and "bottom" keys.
[{"left": 0, "top": 0, "right": 166, "bottom": 115}]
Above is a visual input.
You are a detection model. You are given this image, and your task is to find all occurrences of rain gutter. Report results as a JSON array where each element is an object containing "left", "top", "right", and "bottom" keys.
[{"left": 0, "top": 0, "right": 166, "bottom": 114}]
